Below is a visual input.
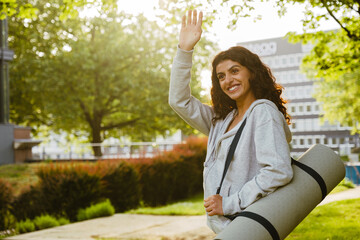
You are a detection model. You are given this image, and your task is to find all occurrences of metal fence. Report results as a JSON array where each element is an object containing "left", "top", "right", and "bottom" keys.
[{"left": 32, "top": 141, "right": 183, "bottom": 160}]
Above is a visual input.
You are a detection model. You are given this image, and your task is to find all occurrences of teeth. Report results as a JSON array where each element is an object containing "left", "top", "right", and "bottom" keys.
[{"left": 229, "top": 86, "right": 237, "bottom": 91}]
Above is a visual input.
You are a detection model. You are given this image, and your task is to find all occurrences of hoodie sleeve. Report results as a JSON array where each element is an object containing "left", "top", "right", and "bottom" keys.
[
  {"left": 222, "top": 107, "right": 293, "bottom": 215},
  {"left": 168, "top": 46, "right": 215, "bottom": 136}
]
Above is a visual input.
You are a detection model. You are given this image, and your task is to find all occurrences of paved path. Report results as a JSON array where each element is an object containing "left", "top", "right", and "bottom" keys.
[{"left": 6, "top": 186, "right": 360, "bottom": 240}]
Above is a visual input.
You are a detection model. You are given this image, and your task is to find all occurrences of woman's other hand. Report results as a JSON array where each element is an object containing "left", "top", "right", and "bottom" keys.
[
  {"left": 204, "top": 194, "right": 224, "bottom": 216},
  {"left": 179, "top": 9, "right": 203, "bottom": 51}
]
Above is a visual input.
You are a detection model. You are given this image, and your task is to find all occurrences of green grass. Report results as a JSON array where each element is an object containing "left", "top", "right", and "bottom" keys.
[
  {"left": 286, "top": 198, "right": 360, "bottom": 240},
  {"left": 0, "top": 163, "right": 43, "bottom": 196},
  {"left": 126, "top": 193, "right": 205, "bottom": 215}
]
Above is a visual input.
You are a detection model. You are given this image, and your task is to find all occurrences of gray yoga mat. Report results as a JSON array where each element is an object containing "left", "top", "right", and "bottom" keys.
[{"left": 215, "top": 144, "right": 345, "bottom": 240}]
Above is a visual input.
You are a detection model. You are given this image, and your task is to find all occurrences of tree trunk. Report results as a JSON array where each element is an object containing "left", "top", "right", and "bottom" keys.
[{"left": 91, "top": 124, "right": 103, "bottom": 157}]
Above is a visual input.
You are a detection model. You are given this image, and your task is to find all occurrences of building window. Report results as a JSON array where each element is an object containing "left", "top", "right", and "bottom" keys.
[
  {"left": 300, "top": 139, "right": 304, "bottom": 145},
  {"left": 324, "top": 138, "right": 328, "bottom": 144},
  {"left": 299, "top": 105, "right": 304, "bottom": 112},
  {"left": 306, "top": 105, "right": 311, "bottom": 112},
  {"left": 291, "top": 106, "right": 296, "bottom": 113}
]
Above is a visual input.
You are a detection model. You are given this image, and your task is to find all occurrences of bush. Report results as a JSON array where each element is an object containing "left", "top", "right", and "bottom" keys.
[
  {"left": 0, "top": 179, "right": 15, "bottom": 231},
  {"left": 57, "top": 217, "right": 70, "bottom": 225},
  {"left": 101, "top": 162, "right": 141, "bottom": 212},
  {"left": 11, "top": 185, "right": 47, "bottom": 221},
  {"left": 36, "top": 163, "right": 103, "bottom": 221},
  {"left": 139, "top": 159, "right": 201, "bottom": 206},
  {"left": 138, "top": 137, "right": 207, "bottom": 207},
  {"left": 77, "top": 199, "right": 115, "bottom": 221},
  {"left": 16, "top": 219, "right": 35, "bottom": 234},
  {"left": 33, "top": 215, "right": 59, "bottom": 230}
]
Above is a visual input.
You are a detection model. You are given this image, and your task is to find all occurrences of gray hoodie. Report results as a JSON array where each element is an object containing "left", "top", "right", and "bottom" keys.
[{"left": 169, "top": 47, "right": 293, "bottom": 233}]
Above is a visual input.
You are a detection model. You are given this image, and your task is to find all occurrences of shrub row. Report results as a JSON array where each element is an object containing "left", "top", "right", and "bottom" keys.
[
  {"left": 11, "top": 161, "right": 140, "bottom": 222},
  {"left": 0, "top": 136, "right": 207, "bottom": 231}
]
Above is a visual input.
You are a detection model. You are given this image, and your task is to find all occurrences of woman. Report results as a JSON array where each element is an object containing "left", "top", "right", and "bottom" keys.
[{"left": 169, "top": 10, "right": 293, "bottom": 233}]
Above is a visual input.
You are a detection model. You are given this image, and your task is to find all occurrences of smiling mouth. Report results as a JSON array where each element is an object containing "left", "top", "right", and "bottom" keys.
[{"left": 228, "top": 85, "right": 240, "bottom": 92}]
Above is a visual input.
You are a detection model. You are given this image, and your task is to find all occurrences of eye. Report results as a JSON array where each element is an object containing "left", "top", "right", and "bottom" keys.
[
  {"left": 231, "top": 68, "right": 240, "bottom": 74},
  {"left": 217, "top": 74, "right": 225, "bottom": 81}
]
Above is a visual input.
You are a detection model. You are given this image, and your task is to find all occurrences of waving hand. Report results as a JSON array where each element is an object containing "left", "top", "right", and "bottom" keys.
[{"left": 179, "top": 10, "right": 203, "bottom": 51}]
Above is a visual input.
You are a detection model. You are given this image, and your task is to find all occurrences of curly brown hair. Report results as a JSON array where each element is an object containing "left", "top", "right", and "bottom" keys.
[{"left": 211, "top": 46, "right": 291, "bottom": 125}]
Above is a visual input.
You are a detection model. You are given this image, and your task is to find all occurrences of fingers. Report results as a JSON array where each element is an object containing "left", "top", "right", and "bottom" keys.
[
  {"left": 204, "top": 195, "right": 223, "bottom": 216},
  {"left": 193, "top": 9, "right": 197, "bottom": 25},
  {"left": 181, "top": 15, "right": 186, "bottom": 29},
  {"left": 187, "top": 9, "right": 192, "bottom": 25},
  {"left": 197, "top": 11, "right": 203, "bottom": 27},
  {"left": 183, "top": 9, "right": 203, "bottom": 27}
]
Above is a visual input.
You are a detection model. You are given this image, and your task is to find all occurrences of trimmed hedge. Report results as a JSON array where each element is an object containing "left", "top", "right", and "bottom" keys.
[
  {"left": 8, "top": 136, "right": 207, "bottom": 226},
  {"left": 11, "top": 185, "right": 47, "bottom": 221},
  {"left": 101, "top": 162, "right": 141, "bottom": 212},
  {"left": 138, "top": 137, "right": 207, "bottom": 206},
  {"left": 36, "top": 164, "right": 103, "bottom": 221}
]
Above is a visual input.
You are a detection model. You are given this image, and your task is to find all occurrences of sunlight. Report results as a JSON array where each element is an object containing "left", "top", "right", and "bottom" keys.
[{"left": 117, "top": 0, "right": 158, "bottom": 18}]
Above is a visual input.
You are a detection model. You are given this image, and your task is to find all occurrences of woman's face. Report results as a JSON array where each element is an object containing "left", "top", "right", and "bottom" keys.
[{"left": 216, "top": 59, "right": 255, "bottom": 104}]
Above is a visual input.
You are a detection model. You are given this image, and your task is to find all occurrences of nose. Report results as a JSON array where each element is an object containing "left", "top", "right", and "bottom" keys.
[{"left": 224, "top": 74, "right": 233, "bottom": 84}]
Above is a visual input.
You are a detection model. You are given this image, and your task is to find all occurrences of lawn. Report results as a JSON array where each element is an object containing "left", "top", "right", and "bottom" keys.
[
  {"left": 286, "top": 198, "right": 360, "bottom": 239},
  {"left": 126, "top": 193, "right": 205, "bottom": 215},
  {"left": 0, "top": 163, "right": 43, "bottom": 195}
]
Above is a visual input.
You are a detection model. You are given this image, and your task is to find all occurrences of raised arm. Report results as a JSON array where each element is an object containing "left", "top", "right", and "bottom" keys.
[
  {"left": 179, "top": 9, "right": 203, "bottom": 51},
  {"left": 169, "top": 10, "right": 214, "bottom": 136}
]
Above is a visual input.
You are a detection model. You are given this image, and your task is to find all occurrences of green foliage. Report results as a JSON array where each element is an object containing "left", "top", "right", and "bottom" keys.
[
  {"left": 57, "top": 217, "right": 70, "bottom": 225},
  {"left": 9, "top": 1, "right": 216, "bottom": 156},
  {"left": 101, "top": 162, "right": 141, "bottom": 213},
  {"left": 287, "top": 198, "right": 360, "bottom": 239},
  {"left": 16, "top": 219, "right": 35, "bottom": 234},
  {"left": 33, "top": 215, "right": 60, "bottom": 230},
  {"left": 0, "top": 179, "right": 15, "bottom": 231},
  {"left": 290, "top": 28, "right": 360, "bottom": 133},
  {"left": 1, "top": 0, "right": 116, "bottom": 20},
  {"left": 76, "top": 199, "right": 115, "bottom": 221}
]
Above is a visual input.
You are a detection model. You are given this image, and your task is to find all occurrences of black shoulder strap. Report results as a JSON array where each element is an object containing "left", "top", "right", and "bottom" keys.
[{"left": 216, "top": 118, "right": 247, "bottom": 195}]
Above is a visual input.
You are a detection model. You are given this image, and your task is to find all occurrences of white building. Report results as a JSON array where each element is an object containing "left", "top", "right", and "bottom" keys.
[{"left": 239, "top": 37, "right": 359, "bottom": 157}]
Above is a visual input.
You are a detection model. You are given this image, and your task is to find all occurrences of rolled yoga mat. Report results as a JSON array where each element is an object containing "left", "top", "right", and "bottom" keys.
[{"left": 215, "top": 144, "right": 345, "bottom": 240}]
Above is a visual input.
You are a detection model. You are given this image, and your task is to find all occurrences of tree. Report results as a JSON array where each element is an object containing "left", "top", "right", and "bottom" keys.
[
  {"left": 285, "top": 1, "right": 360, "bottom": 133},
  {"left": 0, "top": 0, "right": 116, "bottom": 20},
  {"left": 9, "top": 1, "right": 217, "bottom": 156}
]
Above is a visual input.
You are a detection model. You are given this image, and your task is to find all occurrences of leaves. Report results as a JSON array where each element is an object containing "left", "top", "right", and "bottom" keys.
[{"left": 9, "top": 1, "right": 217, "bottom": 156}]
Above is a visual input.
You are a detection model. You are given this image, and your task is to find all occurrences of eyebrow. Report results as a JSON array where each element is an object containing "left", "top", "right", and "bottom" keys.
[{"left": 216, "top": 64, "right": 242, "bottom": 75}]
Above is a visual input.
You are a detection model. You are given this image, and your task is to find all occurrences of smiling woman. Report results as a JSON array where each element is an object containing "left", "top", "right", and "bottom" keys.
[{"left": 169, "top": 9, "right": 293, "bottom": 234}]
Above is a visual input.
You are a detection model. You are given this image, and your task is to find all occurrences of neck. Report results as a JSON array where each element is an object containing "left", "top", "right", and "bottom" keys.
[{"left": 236, "top": 95, "right": 256, "bottom": 119}]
